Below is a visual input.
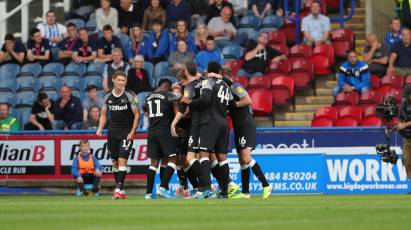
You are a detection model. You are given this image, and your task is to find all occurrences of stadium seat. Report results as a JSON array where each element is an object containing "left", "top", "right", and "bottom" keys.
[
  {"left": 64, "top": 62, "right": 86, "bottom": 77},
  {"left": 289, "top": 59, "right": 314, "bottom": 91},
  {"left": 250, "top": 90, "right": 273, "bottom": 117},
  {"left": 370, "top": 74, "right": 380, "bottom": 89},
  {"left": 50, "top": 47, "right": 60, "bottom": 62},
  {"left": 43, "top": 62, "right": 65, "bottom": 77},
  {"left": 325, "top": 0, "right": 340, "bottom": 12},
  {"left": 38, "top": 74, "right": 62, "bottom": 90},
  {"left": 333, "top": 91, "right": 360, "bottom": 106},
  {"left": 86, "top": 18, "right": 97, "bottom": 32},
  {"left": 331, "top": 29, "right": 354, "bottom": 58},
  {"left": 14, "top": 106, "right": 31, "bottom": 128},
  {"left": 386, "top": 88, "right": 402, "bottom": 104},
  {"left": 232, "top": 76, "right": 248, "bottom": 88},
  {"left": 71, "top": 89, "right": 84, "bottom": 100},
  {"left": 379, "top": 75, "right": 404, "bottom": 93},
  {"left": 269, "top": 44, "right": 289, "bottom": 56},
  {"left": 280, "top": 22, "right": 298, "bottom": 45},
  {"left": 18, "top": 63, "right": 42, "bottom": 78},
  {"left": 313, "top": 106, "right": 338, "bottom": 122},
  {"left": 16, "top": 75, "right": 40, "bottom": 92},
  {"left": 362, "top": 104, "right": 378, "bottom": 119},
  {"left": 358, "top": 90, "right": 383, "bottom": 109},
  {"left": 289, "top": 44, "right": 312, "bottom": 59},
  {"left": 154, "top": 61, "right": 170, "bottom": 79},
  {"left": 61, "top": 75, "right": 85, "bottom": 91},
  {"left": 270, "top": 76, "right": 295, "bottom": 109},
  {"left": 225, "top": 59, "right": 243, "bottom": 76},
  {"left": 0, "top": 91, "right": 15, "bottom": 107},
  {"left": 237, "top": 28, "right": 259, "bottom": 41},
  {"left": 360, "top": 116, "right": 382, "bottom": 126},
  {"left": 117, "top": 33, "right": 132, "bottom": 59},
  {"left": 311, "top": 117, "right": 333, "bottom": 127},
  {"left": 239, "top": 15, "right": 258, "bottom": 28},
  {"left": 42, "top": 89, "right": 59, "bottom": 101},
  {"left": 84, "top": 74, "right": 103, "bottom": 89},
  {"left": 143, "top": 61, "right": 155, "bottom": 87},
  {"left": 65, "top": 18, "right": 85, "bottom": 28},
  {"left": 86, "top": 63, "right": 105, "bottom": 76},
  {"left": 0, "top": 63, "right": 20, "bottom": 80},
  {"left": 268, "top": 31, "right": 286, "bottom": 45},
  {"left": 248, "top": 76, "right": 271, "bottom": 89},
  {"left": 0, "top": 79, "right": 17, "bottom": 92},
  {"left": 16, "top": 90, "right": 36, "bottom": 107},
  {"left": 266, "top": 59, "right": 291, "bottom": 76},
  {"left": 338, "top": 105, "right": 363, "bottom": 122},
  {"left": 222, "top": 45, "right": 244, "bottom": 60},
  {"left": 261, "top": 15, "right": 281, "bottom": 29},
  {"left": 310, "top": 44, "right": 334, "bottom": 75}
]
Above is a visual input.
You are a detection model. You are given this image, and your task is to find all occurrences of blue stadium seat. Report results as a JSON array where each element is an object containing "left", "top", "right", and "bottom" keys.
[
  {"left": 41, "top": 89, "right": 59, "bottom": 101},
  {"left": 43, "top": 62, "right": 65, "bottom": 77},
  {"left": 64, "top": 62, "right": 86, "bottom": 77},
  {"left": 261, "top": 15, "right": 283, "bottom": 29},
  {"left": 0, "top": 63, "right": 20, "bottom": 80},
  {"left": 0, "top": 79, "right": 17, "bottom": 92},
  {"left": 239, "top": 15, "right": 259, "bottom": 29},
  {"left": 84, "top": 74, "right": 103, "bottom": 89},
  {"left": 86, "top": 62, "right": 106, "bottom": 75},
  {"left": 16, "top": 90, "right": 36, "bottom": 107},
  {"left": 15, "top": 106, "right": 31, "bottom": 129},
  {"left": 97, "top": 90, "right": 106, "bottom": 99},
  {"left": 86, "top": 17, "right": 97, "bottom": 32},
  {"left": 38, "top": 74, "right": 62, "bottom": 90},
  {"left": 238, "top": 28, "right": 259, "bottom": 41},
  {"left": 65, "top": 18, "right": 85, "bottom": 29},
  {"left": 156, "top": 76, "right": 177, "bottom": 86},
  {"left": 0, "top": 91, "right": 16, "bottom": 107},
  {"left": 117, "top": 33, "right": 131, "bottom": 59},
  {"left": 61, "top": 75, "right": 85, "bottom": 91},
  {"left": 154, "top": 61, "right": 170, "bottom": 79},
  {"left": 143, "top": 61, "right": 155, "bottom": 87},
  {"left": 16, "top": 76, "right": 40, "bottom": 92},
  {"left": 50, "top": 47, "right": 60, "bottom": 62},
  {"left": 222, "top": 45, "right": 244, "bottom": 60},
  {"left": 18, "top": 63, "right": 42, "bottom": 78},
  {"left": 259, "top": 27, "right": 278, "bottom": 33},
  {"left": 71, "top": 89, "right": 84, "bottom": 100}
]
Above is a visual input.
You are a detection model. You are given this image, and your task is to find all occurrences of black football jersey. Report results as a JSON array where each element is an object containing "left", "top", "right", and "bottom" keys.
[
  {"left": 229, "top": 83, "right": 255, "bottom": 128},
  {"left": 144, "top": 91, "right": 180, "bottom": 130},
  {"left": 102, "top": 89, "right": 138, "bottom": 136},
  {"left": 179, "top": 76, "right": 206, "bottom": 129},
  {"left": 200, "top": 77, "right": 232, "bottom": 126}
]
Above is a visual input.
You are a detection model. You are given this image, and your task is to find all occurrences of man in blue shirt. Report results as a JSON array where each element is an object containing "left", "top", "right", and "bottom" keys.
[
  {"left": 140, "top": 19, "right": 170, "bottom": 65},
  {"left": 333, "top": 50, "right": 371, "bottom": 97},
  {"left": 72, "top": 139, "right": 103, "bottom": 196},
  {"left": 387, "top": 28, "right": 411, "bottom": 77},
  {"left": 385, "top": 17, "right": 402, "bottom": 49},
  {"left": 166, "top": 0, "right": 191, "bottom": 29},
  {"left": 194, "top": 35, "right": 224, "bottom": 72}
]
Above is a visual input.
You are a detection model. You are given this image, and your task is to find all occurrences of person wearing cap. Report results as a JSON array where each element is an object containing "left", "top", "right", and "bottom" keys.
[
  {"left": 0, "top": 103, "right": 19, "bottom": 131},
  {"left": 126, "top": 55, "right": 153, "bottom": 95},
  {"left": 82, "top": 85, "right": 104, "bottom": 121}
]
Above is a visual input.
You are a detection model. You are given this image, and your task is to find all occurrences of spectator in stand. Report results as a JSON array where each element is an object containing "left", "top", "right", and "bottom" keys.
[
  {"left": 127, "top": 23, "right": 146, "bottom": 64},
  {"left": 301, "top": 1, "right": 331, "bottom": 46},
  {"left": 0, "top": 103, "right": 19, "bottom": 131},
  {"left": 97, "top": 25, "right": 122, "bottom": 63},
  {"left": 103, "top": 48, "right": 130, "bottom": 92},
  {"left": 118, "top": 0, "right": 144, "bottom": 34},
  {"left": 333, "top": 50, "right": 370, "bottom": 97},
  {"left": 238, "top": 32, "right": 287, "bottom": 78},
  {"left": 53, "top": 85, "right": 83, "bottom": 130},
  {"left": 387, "top": 28, "right": 411, "bottom": 77},
  {"left": 363, "top": 33, "right": 389, "bottom": 78},
  {"left": 168, "top": 40, "right": 195, "bottom": 74},
  {"left": 229, "top": 0, "right": 248, "bottom": 16},
  {"left": 141, "top": 19, "right": 169, "bottom": 65},
  {"left": 37, "top": 10, "right": 67, "bottom": 47},
  {"left": 250, "top": 0, "right": 284, "bottom": 30},
  {"left": 66, "top": 0, "right": 98, "bottom": 21},
  {"left": 82, "top": 106, "right": 102, "bottom": 130},
  {"left": 142, "top": 0, "right": 167, "bottom": 31},
  {"left": 58, "top": 23, "right": 80, "bottom": 65},
  {"left": 385, "top": 17, "right": 402, "bottom": 49},
  {"left": 195, "top": 35, "right": 224, "bottom": 72},
  {"left": 25, "top": 92, "right": 54, "bottom": 130},
  {"left": 73, "top": 28, "right": 97, "bottom": 64},
  {"left": 82, "top": 85, "right": 104, "bottom": 121},
  {"left": 170, "top": 20, "right": 196, "bottom": 53},
  {"left": 26, "top": 28, "right": 51, "bottom": 65},
  {"left": 96, "top": 0, "right": 120, "bottom": 34},
  {"left": 189, "top": 0, "right": 209, "bottom": 29},
  {"left": 126, "top": 55, "right": 153, "bottom": 95},
  {"left": 206, "top": 0, "right": 235, "bottom": 25},
  {"left": 166, "top": 0, "right": 192, "bottom": 29},
  {"left": 194, "top": 23, "right": 208, "bottom": 52},
  {"left": 0, "top": 34, "right": 26, "bottom": 65},
  {"left": 207, "top": 6, "right": 248, "bottom": 48},
  {"left": 71, "top": 139, "right": 103, "bottom": 196}
]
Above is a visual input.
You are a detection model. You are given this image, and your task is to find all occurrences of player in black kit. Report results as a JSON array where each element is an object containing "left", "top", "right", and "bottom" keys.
[
  {"left": 182, "top": 61, "right": 232, "bottom": 199},
  {"left": 97, "top": 71, "right": 140, "bottom": 200},
  {"left": 144, "top": 79, "right": 181, "bottom": 199},
  {"left": 221, "top": 67, "right": 272, "bottom": 199}
]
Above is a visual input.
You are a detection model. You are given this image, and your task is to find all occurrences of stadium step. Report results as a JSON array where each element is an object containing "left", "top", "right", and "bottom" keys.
[
  {"left": 295, "top": 104, "right": 330, "bottom": 112},
  {"left": 284, "top": 112, "right": 314, "bottom": 121},
  {"left": 274, "top": 120, "right": 311, "bottom": 127},
  {"left": 305, "top": 96, "right": 334, "bottom": 104},
  {"left": 255, "top": 117, "right": 274, "bottom": 127}
]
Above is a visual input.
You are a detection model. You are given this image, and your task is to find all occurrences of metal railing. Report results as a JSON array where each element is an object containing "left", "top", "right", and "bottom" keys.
[{"left": 283, "top": 0, "right": 357, "bottom": 44}]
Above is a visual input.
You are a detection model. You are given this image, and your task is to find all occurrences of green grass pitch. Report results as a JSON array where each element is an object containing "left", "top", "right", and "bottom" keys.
[{"left": 0, "top": 195, "right": 410, "bottom": 230}]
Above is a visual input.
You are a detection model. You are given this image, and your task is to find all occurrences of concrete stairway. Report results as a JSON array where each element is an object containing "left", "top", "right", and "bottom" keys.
[{"left": 268, "top": 0, "right": 367, "bottom": 127}]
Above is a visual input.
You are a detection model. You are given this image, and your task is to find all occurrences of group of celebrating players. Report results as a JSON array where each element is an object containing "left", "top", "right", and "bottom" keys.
[{"left": 96, "top": 60, "right": 273, "bottom": 199}]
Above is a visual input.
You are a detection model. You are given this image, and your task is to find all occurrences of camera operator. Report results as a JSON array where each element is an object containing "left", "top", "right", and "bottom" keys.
[{"left": 393, "top": 84, "right": 411, "bottom": 183}]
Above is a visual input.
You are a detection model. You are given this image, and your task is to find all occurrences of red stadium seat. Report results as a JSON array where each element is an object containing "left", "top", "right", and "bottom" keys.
[
  {"left": 270, "top": 76, "right": 295, "bottom": 108},
  {"left": 250, "top": 90, "right": 273, "bottom": 116},
  {"left": 326, "top": 0, "right": 340, "bottom": 12},
  {"left": 248, "top": 76, "right": 271, "bottom": 89},
  {"left": 232, "top": 76, "right": 248, "bottom": 88},
  {"left": 334, "top": 91, "right": 360, "bottom": 105},
  {"left": 280, "top": 22, "right": 298, "bottom": 45},
  {"left": 370, "top": 74, "right": 380, "bottom": 89},
  {"left": 266, "top": 59, "right": 291, "bottom": 76},
  {"left": 362, "top": 104, "right": 377, "bottom": 118},
  {"left": 379, "top": 75, "right": 405, "bottom": 95},
  {"left": 311, "top": 117, "right": 333, "bottom": 127},
  {"left": 360, "top": 116, "right": 383, "bottom": 126},
  {"left": 269, "top": 44, "right": 290, "bottom": 56},
  {"left": 289, "top": 59, "right": 314, "bottom": 90},
  {"left": 314, "top": 106, "right": 338, "bottom": 122},
  {"left": 386, "top": 88, "right": 403, "bottom": 105},
  {"left": 311, "top": 44, "right": 335, "bottom": 75},
  {"left": 225, "top": 59, "right": 243, "bottom": 76},
  {"left": 334, "top": 106, "right": 362, "bottom": 127},
  {"left": 331, "top": 29, "right": 354, "bottom": 58},
  {"left": 358, "top": 90, "right": 383, "bottom": 109},
  {"left": 289, "top": 44, "right": 312, "bottom": 59},
  {"left": 334, "top": 118, "right": 359, "bottom": 127},
  {"left": 268, "top": 31, "right": 287, "bottom": 45}
]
